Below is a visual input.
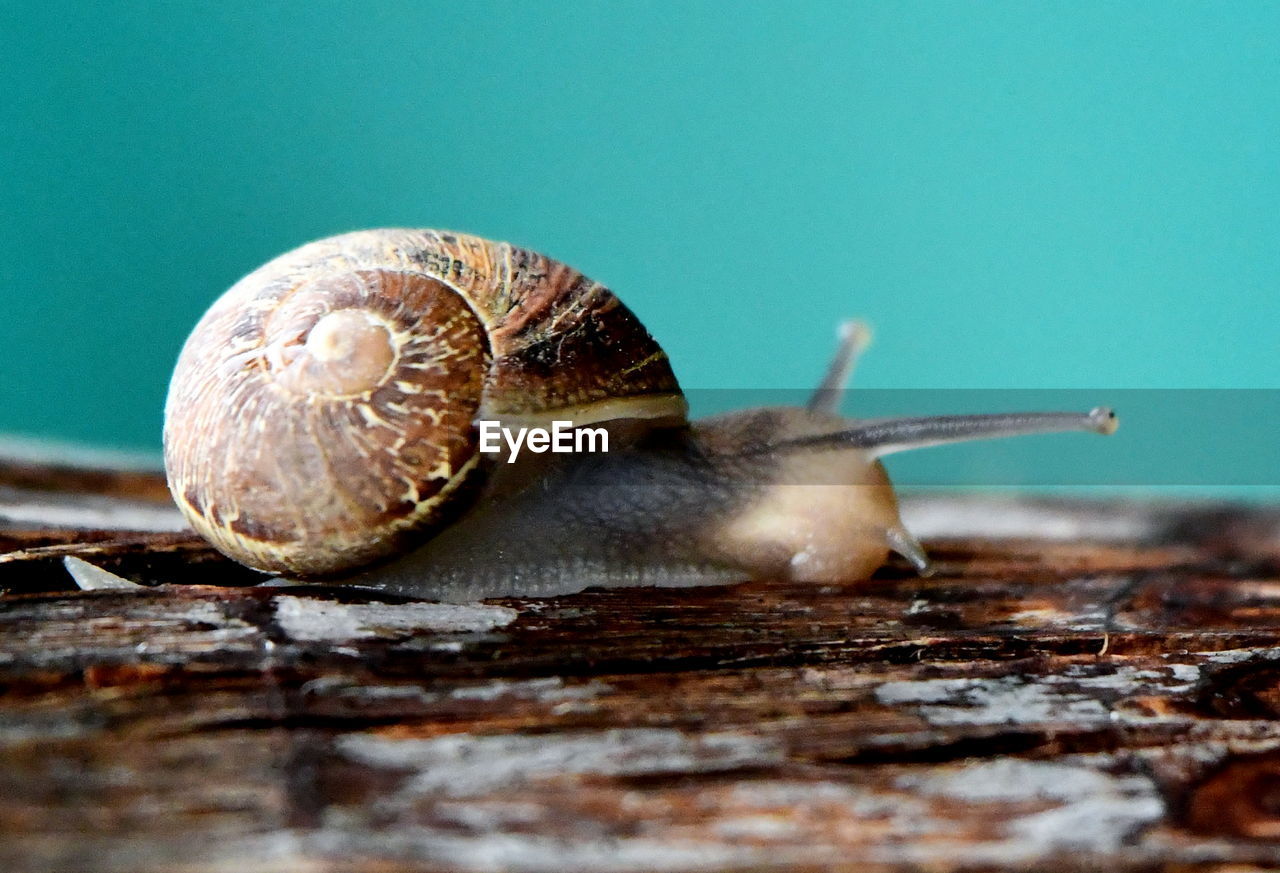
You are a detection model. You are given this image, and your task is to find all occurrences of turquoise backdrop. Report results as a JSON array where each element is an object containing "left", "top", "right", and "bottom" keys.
[{"left": 2, "top": 2, "right": 1277, "bottom": 490}]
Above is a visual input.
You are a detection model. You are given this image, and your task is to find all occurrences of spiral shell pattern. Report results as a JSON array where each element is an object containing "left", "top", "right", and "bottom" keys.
[{"left": 164, "top": 229, "right": 684, "bottom": 575}]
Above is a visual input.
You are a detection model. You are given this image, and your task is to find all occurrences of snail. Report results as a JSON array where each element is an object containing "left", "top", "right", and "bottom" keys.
[{"left": 163, "top": 229, "right": 1117, "bottom": 601}]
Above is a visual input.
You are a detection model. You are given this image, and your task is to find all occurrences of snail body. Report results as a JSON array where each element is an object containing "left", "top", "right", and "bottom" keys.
[{"left": 165, "top": 229, "right": 1116, "bottom": 600}]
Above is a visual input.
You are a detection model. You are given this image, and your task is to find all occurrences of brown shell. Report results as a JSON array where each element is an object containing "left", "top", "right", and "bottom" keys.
[{"left": 163, "top": 229, "right": 685, "bottom": 576}]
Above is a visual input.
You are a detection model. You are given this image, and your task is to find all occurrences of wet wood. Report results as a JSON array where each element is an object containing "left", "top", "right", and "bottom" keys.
[{"left": 3, "top": 465, "right": 1280, "bottom": 872}]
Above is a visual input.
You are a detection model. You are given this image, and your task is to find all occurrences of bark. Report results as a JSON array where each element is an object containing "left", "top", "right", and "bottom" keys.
[{"left": 2, "top": 457, "right": 1280, "bottom": 872}]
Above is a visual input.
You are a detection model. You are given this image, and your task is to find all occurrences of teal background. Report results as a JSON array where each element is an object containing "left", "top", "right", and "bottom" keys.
[{"left": 2, "top": 2, "right": 1277, "bottom": 489}]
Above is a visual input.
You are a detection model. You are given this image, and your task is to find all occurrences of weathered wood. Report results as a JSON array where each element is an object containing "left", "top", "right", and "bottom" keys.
[
  {"left": 3, "top": 465, "right": 1280, "bottom": 872},
  {"left": 0, "top": 446, "right": 172, "bottom": 504}
]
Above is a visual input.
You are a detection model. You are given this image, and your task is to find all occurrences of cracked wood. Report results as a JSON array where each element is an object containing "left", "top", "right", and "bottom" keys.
[{"left": 1, "top": 457, "right": 1280, "bottom": 871}]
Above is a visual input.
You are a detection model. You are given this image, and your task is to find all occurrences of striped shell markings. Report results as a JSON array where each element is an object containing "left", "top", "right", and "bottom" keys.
[{"left": 163, "top": 229, "right": 684, "bottom": 575}]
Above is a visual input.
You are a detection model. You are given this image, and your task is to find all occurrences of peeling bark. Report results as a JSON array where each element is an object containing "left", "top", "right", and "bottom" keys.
[{"left": 2, "top": 467, "right": 1280, "bottom": 871}]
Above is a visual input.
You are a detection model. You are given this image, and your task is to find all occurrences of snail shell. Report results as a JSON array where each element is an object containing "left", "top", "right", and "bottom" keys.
[{"left": 164, "top": 229, "right": 685, "bottom": 576}]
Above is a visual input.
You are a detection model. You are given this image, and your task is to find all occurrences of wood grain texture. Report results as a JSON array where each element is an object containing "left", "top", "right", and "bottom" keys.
[{"left": 2, "top": 463, "right": 1280, "bottom": 872}]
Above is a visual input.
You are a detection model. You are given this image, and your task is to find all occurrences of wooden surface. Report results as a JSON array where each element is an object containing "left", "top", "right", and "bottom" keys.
[{"left": 3, "top": 460, "right": 1280, "bottom": 872}]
